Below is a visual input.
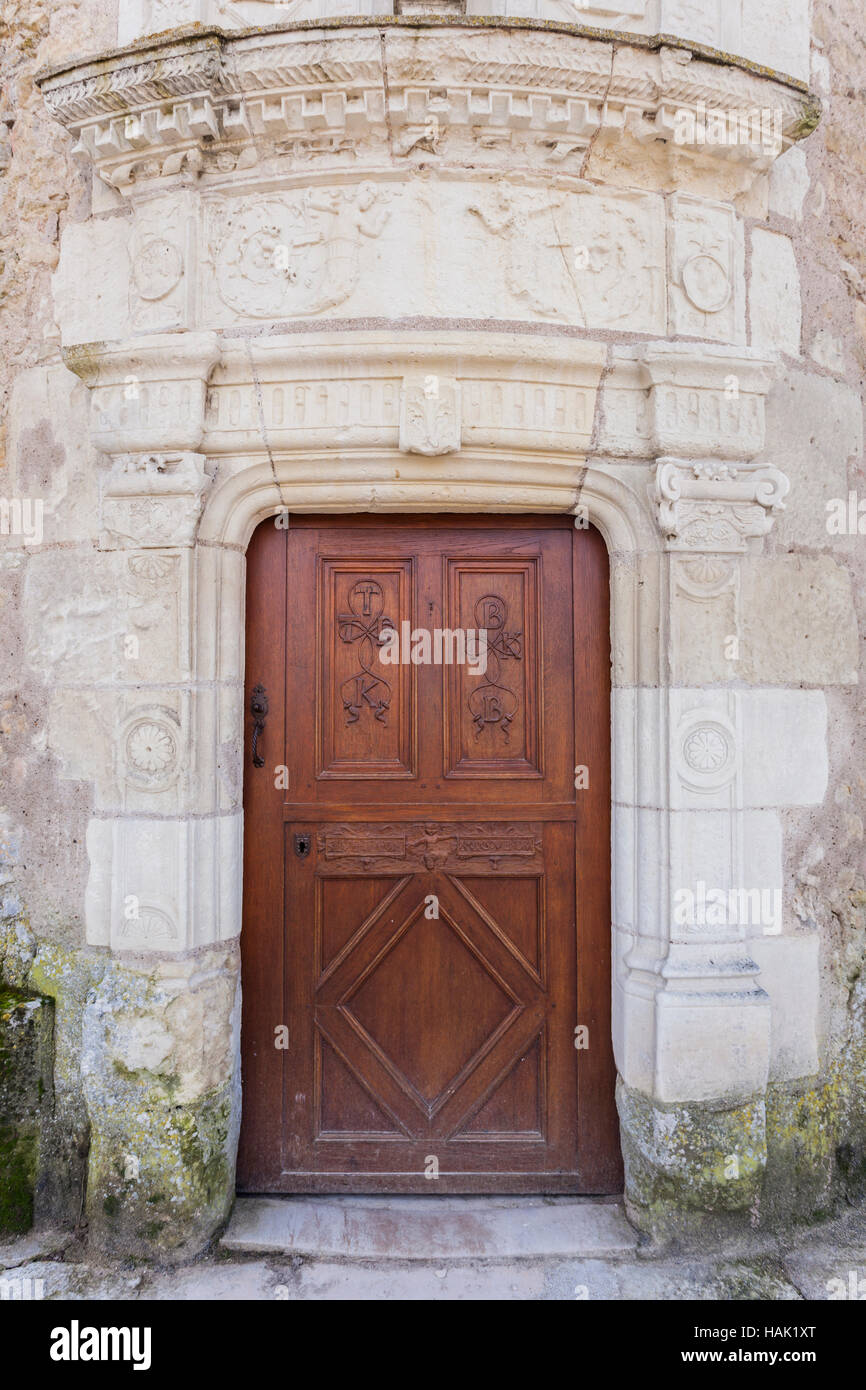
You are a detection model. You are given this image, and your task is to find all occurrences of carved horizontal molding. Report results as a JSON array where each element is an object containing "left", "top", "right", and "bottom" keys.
[
  {"left": 37, "top": 24, "right": 815, "bottom": 192},
  {"left": 62, "top": 331, "right": 606, "bottom": 458},
  {"left": 651, "top": 454, "right": 790, "bottom": 552}
]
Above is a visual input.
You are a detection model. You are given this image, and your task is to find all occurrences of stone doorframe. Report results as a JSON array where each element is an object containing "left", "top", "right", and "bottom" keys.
[{"left": 49, "top": 321, "right": 816, "bottom": 1254}]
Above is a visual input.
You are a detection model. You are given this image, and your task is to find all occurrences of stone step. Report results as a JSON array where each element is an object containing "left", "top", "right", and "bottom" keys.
[{"left": 221, "top": 1196, "right": 638, "bottom": 1262}]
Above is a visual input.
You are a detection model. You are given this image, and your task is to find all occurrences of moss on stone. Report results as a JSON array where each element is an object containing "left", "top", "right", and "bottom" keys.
[{"left": 0, "top": 1123, "right": 38, "bottom": 1233}]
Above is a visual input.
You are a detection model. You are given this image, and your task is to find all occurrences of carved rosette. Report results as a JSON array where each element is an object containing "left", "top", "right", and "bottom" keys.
[{"left": 122, "top": 710, "right": 181, "bottom": 791}]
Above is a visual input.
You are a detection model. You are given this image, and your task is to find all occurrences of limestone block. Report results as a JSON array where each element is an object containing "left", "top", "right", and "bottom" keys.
[
  {"left": 128, "top": 191, "right": 197, "bottom": 334},
  {"left": 739, "top": 690, "right": 828, "bottom": 808},
  {"left": 668, "top": 807, "right": 783, "bottom": 941},
  {"left": 65, "top": 333, "right": 220, "bottom": 458},
  {"left": 99, "top": 452, "right": 211, "bottom": 550},
  {"left": 738, "top": 0, "right": 811, "bottom": 83},
  {"left": 80, "top": 947, "right": 239, "bottom": 1259},
  {"left": 48, "top": 686, "right": 242, "bottom": 817},
  {"left": 618, "top": 1083, "right": 767, "bottom": 1236},
  {"left": 612, "top": 803, "right": 646, "bottom": 933},
  {"left": 600, "top": 344, "right": 774, "bottom": 461},
  {"left": 119, "top": 0, "right": 384, "bottom": 45},
  {"left": 84, "top": 812, "right": 242, "bottom": 951},
  {"left": 669, "top": 195, "right": 745, "bottom": 344},
  {"left": 671, "top": 691, "right": 741, "bottom": 813},
  {"left": 654, "top": 988, "right": 771, "bottom": 1103},
  {"left": 750, "top": 229, "right": 802, "bottom": 357},
  {"left": 670, "top": 553, "right": 741, "bottom": 685},
  {"left": 751, "top": 934, "right": 819, "bottom": 1083},
  {"left": 615, "top": 687, "right": 827, "bottom": 814},
  {"left": 52, "top": 216, "right": 131, "bottom": 347},
  {"left": 7, "top": 365, "right": 101, "bottom": 548},
  {"left": 193, "top": 544, "right": 246, "bottom": 684},
  {"left": 739, "top": 555, "right": 858, "bottom": 686},
  {"left": 808, "top": 330, "right": 846, "bottom": 376},
  {"left": 613, "top": 965, "right": 658, "bottom": 1097},
  {"left": 609, "top": 551, "right": 663, "bottom": 688},
  {"left": 23, "top": 548, "right": 192, "bottom": 686},
  {"left": 760, "top": 370, "right": 862, "bottom": 553},
  {"left": 769, "top": 146, "right": 811, "bottom": 222}
]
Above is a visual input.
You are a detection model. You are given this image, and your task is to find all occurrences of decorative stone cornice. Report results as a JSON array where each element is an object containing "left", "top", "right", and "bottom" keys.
[
  {"left": 37, "top": 22, "right": 816, "bottom": 194},
  {"left": 652, "top": 455, "right": 789, "bottom": 552}
]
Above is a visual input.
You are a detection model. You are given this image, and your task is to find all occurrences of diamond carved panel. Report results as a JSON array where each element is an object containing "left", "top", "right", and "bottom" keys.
[{"left": 345, "top": 900, "right": 518, "bottom": 1110}]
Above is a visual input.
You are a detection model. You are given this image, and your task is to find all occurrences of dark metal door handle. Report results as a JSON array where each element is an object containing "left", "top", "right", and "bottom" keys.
[{"left": 250, "top": 683, "right": 269, "bottom": 767}]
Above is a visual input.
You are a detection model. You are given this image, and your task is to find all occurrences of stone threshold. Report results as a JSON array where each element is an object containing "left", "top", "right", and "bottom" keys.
[{"left": 221, "top": 1195, "right": 638, "bottom": 1262}]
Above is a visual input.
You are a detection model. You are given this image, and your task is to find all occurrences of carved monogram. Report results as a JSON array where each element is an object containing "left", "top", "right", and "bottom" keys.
[
  {"left": 337, "top": 579, "right": 394, "bottom": 725},
  {"left": 469, "top": 594, "right": 523, "bottom": 742}
]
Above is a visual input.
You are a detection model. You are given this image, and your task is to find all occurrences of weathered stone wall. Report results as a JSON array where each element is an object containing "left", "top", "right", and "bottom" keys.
[
  {"left": 756, "top": 0, "right": 866, "bottom": 1222},
  {"left": 0, "top": 0, "right": 118, "bottom": 1233}
]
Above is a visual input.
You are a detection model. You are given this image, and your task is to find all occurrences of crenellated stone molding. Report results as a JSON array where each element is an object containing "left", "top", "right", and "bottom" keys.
[{"left": 37, "top": 23, "right": 816, "bottom": 197}]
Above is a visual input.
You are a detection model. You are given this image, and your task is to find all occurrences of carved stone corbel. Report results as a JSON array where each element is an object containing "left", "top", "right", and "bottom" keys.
[
  {"left": 652, "top": 455, "right": 790, "bottom": 552},
  {"left": 100, "top": 451, "right": 210, "bottom": 549}
]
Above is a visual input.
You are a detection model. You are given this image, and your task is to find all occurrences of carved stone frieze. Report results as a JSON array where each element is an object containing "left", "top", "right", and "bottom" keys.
[
  {"left": 63, "top": 333, "right": 604, "bottom": 461},
  {"left": 467, "top": 185, "right": 664, "bottom": 330},
  {"left": 205, "top": 183, "right": 390, "bottom": 319}
]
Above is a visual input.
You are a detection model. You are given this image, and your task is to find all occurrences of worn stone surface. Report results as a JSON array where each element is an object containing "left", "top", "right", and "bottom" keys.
[
  {"left": 223, "top": 1195, "right": 637, "bottom": 1260},
  {"left": 7, "top": 1195, "right": 866, "bottom": 1300}
]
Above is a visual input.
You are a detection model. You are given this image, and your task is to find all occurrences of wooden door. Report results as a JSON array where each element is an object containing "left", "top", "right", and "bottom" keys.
[{"left": 239, "top": 515, "right": 621, "bottom": 1193}]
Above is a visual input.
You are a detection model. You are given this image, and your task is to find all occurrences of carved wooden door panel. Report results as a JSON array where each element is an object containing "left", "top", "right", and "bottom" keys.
[{"left": 239, "top": 515, "right": 621, "bottom": 1193}]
